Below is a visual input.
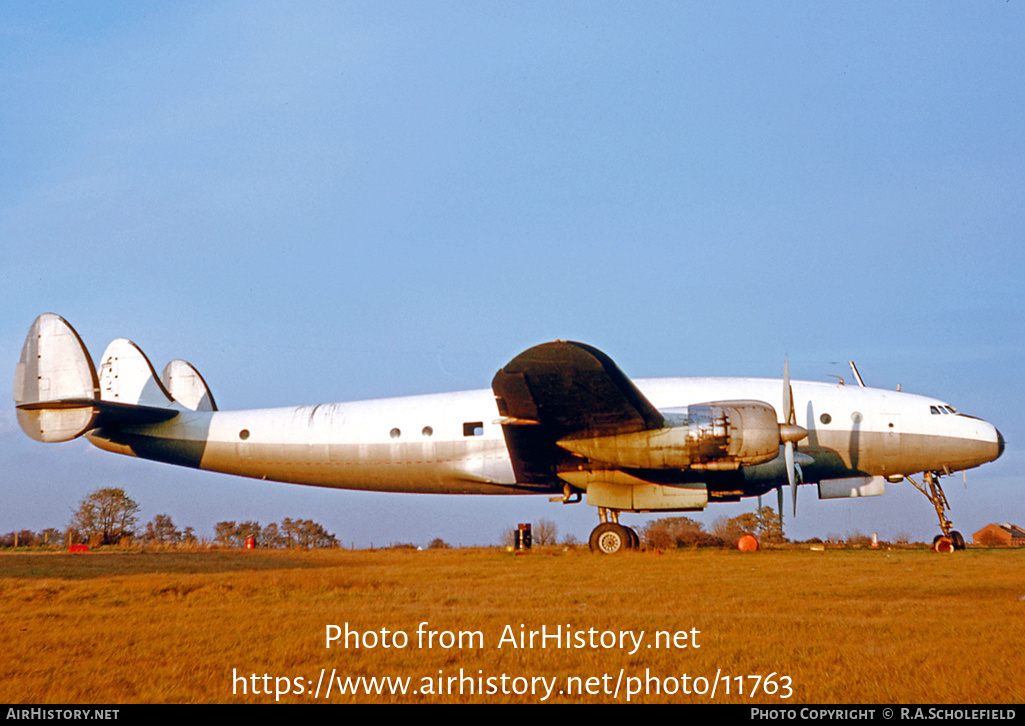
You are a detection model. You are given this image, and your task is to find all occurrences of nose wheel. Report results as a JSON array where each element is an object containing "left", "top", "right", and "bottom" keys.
[
  {"left": 908, "top": 471, "right": 966, "bottom": 552},
  {"left": 588, "top": 508, "right": 640, "bottom": 554}
]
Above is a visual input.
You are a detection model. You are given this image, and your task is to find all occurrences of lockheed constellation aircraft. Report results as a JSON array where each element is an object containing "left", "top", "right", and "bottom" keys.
[{"left": 14, "top": 313, "right": 1003, "bottom": 553}]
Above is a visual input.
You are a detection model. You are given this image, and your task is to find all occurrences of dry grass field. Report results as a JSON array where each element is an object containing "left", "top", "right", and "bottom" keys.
[{"left": 1, "top": 546, "right": 1021, "bottom": 704}]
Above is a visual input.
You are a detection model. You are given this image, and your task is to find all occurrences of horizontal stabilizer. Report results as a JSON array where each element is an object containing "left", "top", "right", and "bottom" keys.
[
  {"left": 19, "top": 398, "right": 179, "bottom": 426},
  {"left": 161, "top": 359, "right": 217, "bottom": 411}
]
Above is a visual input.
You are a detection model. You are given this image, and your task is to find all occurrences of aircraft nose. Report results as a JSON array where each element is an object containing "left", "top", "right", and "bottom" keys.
[{"left": 958, "top": 418, "right": 1004, "bottom": 469}]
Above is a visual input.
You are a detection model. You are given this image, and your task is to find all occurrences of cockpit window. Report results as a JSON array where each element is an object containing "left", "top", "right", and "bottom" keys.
[{"left": 930, "top": 406, "right": 940, "bottom": 415}]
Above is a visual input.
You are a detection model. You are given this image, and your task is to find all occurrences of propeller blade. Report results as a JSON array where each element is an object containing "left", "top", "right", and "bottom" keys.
[
  {"left": 786, "top": 440, "right": 797, "bottom": 516},
  {"left": 781, "top": 359, "right": 802, "bottom": 516},
  {"left": 783, "top": 358, "right": 795, "bottom": 425},
  {"left": 783, "top": 359, "right": 790, "bottom": 423}
]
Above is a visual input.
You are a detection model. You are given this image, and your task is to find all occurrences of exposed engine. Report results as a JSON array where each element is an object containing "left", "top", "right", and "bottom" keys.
[{"left": 557, "top": 400, "right": 783, "bottom": 471}]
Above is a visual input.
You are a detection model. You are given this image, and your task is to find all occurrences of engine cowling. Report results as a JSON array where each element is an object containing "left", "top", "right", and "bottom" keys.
[{"left": 556, "top": 400, "right": 783, "bottom": 471}]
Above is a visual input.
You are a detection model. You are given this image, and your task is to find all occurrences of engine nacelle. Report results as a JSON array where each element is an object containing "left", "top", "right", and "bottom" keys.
[{"left": 557, "top": 400, "right": 782, "bottom": 470}]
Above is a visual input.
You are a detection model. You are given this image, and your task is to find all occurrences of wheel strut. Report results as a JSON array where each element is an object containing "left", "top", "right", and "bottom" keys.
[
  {"left": 907, "top": 471, "right": 965, "bottom": 551},
  {"left": 907, "top": 471, "right": 953, "bottom": 536}
]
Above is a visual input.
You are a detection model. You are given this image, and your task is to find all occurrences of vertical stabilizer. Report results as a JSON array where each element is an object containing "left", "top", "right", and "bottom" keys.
[
  {"left": 161, "top": 359, "right": 218, "bottom": 411},
  {"left": 13, "top": 313, "right": 100, "bottom": 442},
  {"left": 98, "top": 339, "right": 174, "bottom": 407}
]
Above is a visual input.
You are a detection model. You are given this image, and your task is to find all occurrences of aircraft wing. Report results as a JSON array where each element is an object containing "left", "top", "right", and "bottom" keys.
[
  {"left": 493, "top": 340, "right": 789, "bottom": 489},
  {"left": 492, "top": 341, "right": 663, "bottom": 436},
  {"left": 492, "top": 341, "right": 666, "bottom": 485}
]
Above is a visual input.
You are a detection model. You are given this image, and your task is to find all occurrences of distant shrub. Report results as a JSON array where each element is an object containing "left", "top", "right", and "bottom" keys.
[
  {"left": 641, "top": 517, "right": 730, "bottom": 549},
  {"left": 676, "top": 530, "right": 729, "bottom": 549},
  {"left": 845, "top": 531, "right": 873, "bottom": 546}
]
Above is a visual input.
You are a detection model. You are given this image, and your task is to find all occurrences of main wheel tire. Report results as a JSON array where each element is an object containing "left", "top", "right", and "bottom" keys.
[
  {"left": 950, "top": 530, "right": 966, "bottom": 550},
  {"left": 589, "top": 523, "right": 631, "bottom": 554},
  {"left": 933, "top": 535, "right": 955, "bottom": 554}
]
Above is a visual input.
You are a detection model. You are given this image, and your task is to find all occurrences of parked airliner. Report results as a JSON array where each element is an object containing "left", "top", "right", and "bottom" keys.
[{"left": 14, "top": 314, "right": 1003, "bottom": 553}]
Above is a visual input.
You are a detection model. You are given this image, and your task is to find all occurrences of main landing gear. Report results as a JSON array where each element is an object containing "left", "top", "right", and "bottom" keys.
[
  {"left": 588, "top": 508, "right": 640, "bottom": 554},
  {"left": 906, "top": 471, "right": 966, "bottom": 553}
]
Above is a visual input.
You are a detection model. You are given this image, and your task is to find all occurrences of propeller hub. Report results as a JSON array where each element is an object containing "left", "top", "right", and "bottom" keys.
[{"left": 779, "top": 423, "right": 807, "bottom": 444}]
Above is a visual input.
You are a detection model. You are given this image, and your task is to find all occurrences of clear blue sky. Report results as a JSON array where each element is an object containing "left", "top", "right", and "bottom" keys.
[{"left": 3, "top": 2, "right": 1023, "bottom": 546}]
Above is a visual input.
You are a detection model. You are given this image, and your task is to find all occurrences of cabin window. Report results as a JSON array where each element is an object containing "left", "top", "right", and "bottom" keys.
[
  {"left": 851, "top": 412, "right": 863, "bottom": 424},
  {"left": 463, "top": 421, "right": 484, "bottom": 437},
  {"left": 422, "top": 426, "right": 433, "bottom": 437},
  {"left": 389, "top": 428, "right": 401, "bottom": 439},
  {"left": 819, "top": 413, "right": 831, "bottom": 425},
  {"left": 239, "top": 429, "right": 250, "bottom": 440}
]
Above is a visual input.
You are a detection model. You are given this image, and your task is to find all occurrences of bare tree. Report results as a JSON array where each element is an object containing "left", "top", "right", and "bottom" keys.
[
  {"left": 261, "top": 522, "right": 283, "bottom": 548},
  {"left": 755, "top": 506, "right": 784, "bottom": 543},
  {"left": 712, "top": 512, "right": 758, "bottom": 545},
  {"left": 256, "top": 518, "right": 338, "bottom": 548},
  {"left": 533, "top": 518, "right": 558, "bottom": 546},
  {"left": 144, "top": 514, "right": 181, "bottom": 545},
  {"left": 71, "top": 488, "right": 140, "bottom": 545},
  {"left": 213, "top": 521, "right": 239, "bottom": 547},
  {"left": 214, "top": 518, "right": 337, "bottom": 548}
]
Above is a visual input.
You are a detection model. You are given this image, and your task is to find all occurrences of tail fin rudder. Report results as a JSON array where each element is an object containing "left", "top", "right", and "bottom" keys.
[
  {"left": 14, "top": 314, "right": 100, "bottom": 442},
  {"left": 161, "top": 359, "right": 218, "bottom": 411}
]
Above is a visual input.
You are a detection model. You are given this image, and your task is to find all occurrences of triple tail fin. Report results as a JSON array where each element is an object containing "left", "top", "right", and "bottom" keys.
[{"left": 14, "top": 314, "right": 179, "bottom": 443}]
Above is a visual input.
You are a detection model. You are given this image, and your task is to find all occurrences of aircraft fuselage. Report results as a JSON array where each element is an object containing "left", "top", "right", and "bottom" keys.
[{"left": 86, "top": 377, "right": 1002, "bottom": 497}]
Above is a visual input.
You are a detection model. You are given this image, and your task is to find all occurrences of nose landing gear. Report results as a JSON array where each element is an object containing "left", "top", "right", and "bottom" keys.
[
  {"left": 588, "top": 508, "right": 640, "bottom": 554},
  {"left": 908, "top": 471, "right": 966, "bottom": 552}
]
